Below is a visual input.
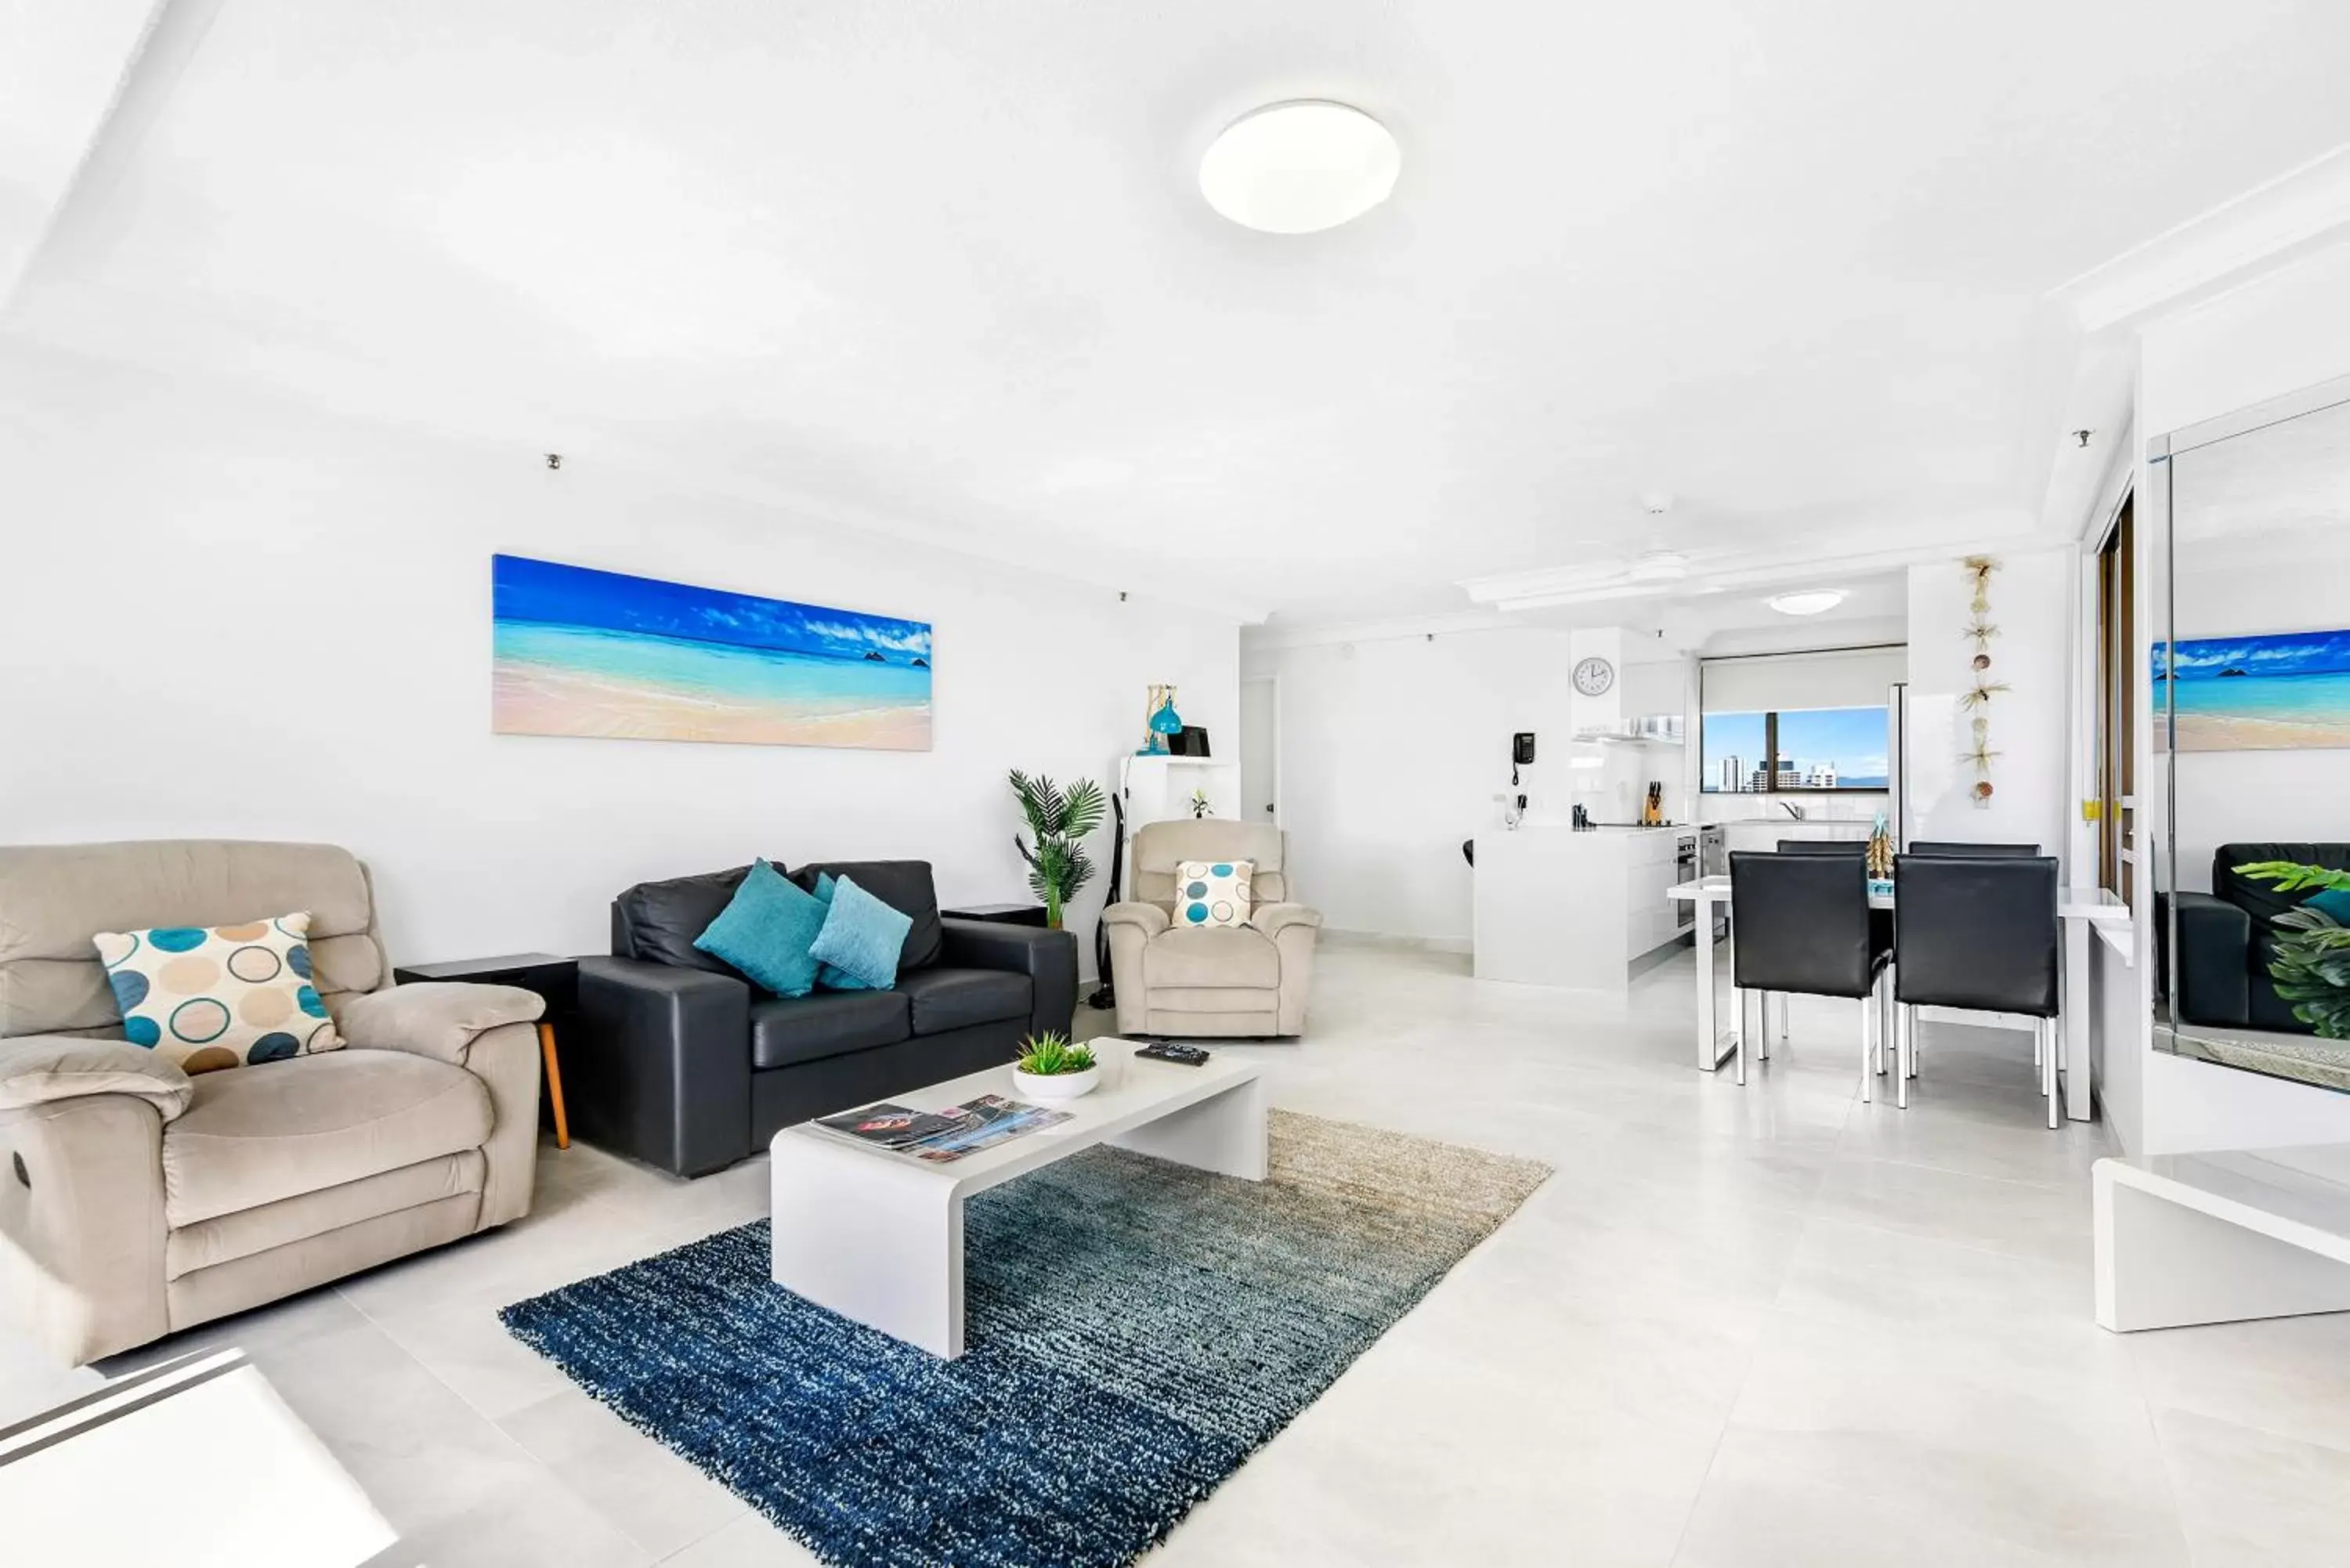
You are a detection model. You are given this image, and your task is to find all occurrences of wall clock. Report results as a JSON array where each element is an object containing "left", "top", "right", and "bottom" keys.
[{"left": 1573, "top": 656, "right": 1615, "bottom": 697}]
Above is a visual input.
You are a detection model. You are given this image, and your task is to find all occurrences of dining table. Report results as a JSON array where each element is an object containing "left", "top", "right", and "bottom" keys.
[{"left": 1666, "top": 874, "right": 2130, "bottom": 1121}]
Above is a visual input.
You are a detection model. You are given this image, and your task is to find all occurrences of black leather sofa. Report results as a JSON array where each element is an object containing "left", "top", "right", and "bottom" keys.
[
  {"left": 569, "top": 860, "right": 1076, "bottom": 1176},
  {"left": 2171, "top": 841, "right": 2350, "bottom": 1035}
]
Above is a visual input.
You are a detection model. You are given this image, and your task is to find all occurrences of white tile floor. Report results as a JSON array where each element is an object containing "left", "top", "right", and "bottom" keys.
[{"left": 7, "top": 938, "right": 2348, "bottom": 1566}]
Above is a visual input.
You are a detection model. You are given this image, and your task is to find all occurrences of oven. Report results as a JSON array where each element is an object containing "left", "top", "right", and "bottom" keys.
[{"left": 1674, "top": 834, "right": 1698, "bottom": 928}]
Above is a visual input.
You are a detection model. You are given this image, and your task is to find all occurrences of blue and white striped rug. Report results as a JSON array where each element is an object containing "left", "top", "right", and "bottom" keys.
[{"left": 501, "top": 1109, "right": 1548, "bottom": 1568}]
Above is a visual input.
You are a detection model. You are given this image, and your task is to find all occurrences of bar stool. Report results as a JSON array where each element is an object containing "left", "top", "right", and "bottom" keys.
[
  {"left": 1892, "top": 854, "right": 2063, "bottom": 1125},
  {"left": 1727, "top": 851, "right": 1890, "bottom": 1090}
]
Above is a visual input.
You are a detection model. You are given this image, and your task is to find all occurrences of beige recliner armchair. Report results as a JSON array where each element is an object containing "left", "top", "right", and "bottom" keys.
[
  {"left": 1101, "top": 821, "right": 1321, "bottom": 1039},
  {"left": 0, "top": 840, "right": 543, "bottom": 1364}
]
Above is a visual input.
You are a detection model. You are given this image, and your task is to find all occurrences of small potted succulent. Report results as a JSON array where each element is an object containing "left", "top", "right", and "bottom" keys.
[{"left": 1010, "top": 1031, "right": 1101, "bottom": 1102}]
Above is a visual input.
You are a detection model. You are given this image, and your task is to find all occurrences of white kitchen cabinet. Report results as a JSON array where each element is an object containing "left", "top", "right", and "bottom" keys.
[{"left": 1473, "top": 827, "right": 1695, "bottom": 989}]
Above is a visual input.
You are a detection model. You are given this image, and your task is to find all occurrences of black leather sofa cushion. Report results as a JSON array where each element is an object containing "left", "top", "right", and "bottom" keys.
[
  {"left": 750, "top": 990, "right": 912, "bottom": 1070},
  {"left": 615, "top": 865, "right": 755, "bottom": 979},
  {"left": 788, "top": 860, "right": 944, "bottom": 973},
  {"left": 898, "top": 967, "right": 1032, "bottom": 1036},
  {"left": 2214, "top": 842, "right": 2350, "bottom": 927}
]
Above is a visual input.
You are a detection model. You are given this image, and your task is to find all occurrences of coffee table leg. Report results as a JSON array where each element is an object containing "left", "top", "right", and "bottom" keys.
[
  {"left": 771, "top": 1140, "right": 965, "bottom": 1357},
  {"left": 1112, "top": 1075, "right": 1267, "bottom": 1180}
]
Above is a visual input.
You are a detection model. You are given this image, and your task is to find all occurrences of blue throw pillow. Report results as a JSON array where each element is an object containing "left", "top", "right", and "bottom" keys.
[
  {"left": 2306, "top": 886, "right": 2350, "bottom": 924},
  {"left": 806, "top": 875, "right": 866, "bottom": 990},
  {"left": 808, "top": 873, "right": 912, "bottom": 992},
  {"left": 692, "top": 861, "right": 827, "bottom": 998}
]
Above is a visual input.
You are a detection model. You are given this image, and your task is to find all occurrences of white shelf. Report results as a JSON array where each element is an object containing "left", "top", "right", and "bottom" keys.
[
  {"left": 1126, "top": 753, "right": 1231, "bottom": 767},
  {"left": 1571, "top": 731, "right": 1685, "bottom": 747}
]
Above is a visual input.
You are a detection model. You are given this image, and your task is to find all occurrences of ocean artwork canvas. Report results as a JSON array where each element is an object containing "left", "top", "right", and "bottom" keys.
[
  {"left": 492, "top": 555, "right": 932, "bottom": 750},
  {"left": 2156, "top": 627, "right": 2350, "bottom": 752}
]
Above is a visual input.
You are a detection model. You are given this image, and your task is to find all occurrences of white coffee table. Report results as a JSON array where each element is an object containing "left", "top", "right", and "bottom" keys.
[{"left": 769, "top": 1039, "right": 1266, "bottom": 1358}]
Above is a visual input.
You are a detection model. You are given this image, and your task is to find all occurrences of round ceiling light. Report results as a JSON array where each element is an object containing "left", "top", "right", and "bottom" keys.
[
  {"left": 1768, "top": 590, "right": 1846, "bottom": 616},
  {"left": 1198, "top": 101, "right": 1400, "bottom": 234}
]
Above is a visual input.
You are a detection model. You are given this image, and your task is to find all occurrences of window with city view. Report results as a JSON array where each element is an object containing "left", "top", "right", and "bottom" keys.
[{"left": 1701, "top": 705, "right": 1889, "bottom": 793}]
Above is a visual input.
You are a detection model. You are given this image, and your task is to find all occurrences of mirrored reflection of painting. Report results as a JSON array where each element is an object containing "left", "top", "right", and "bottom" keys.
[
  {"left": 2163, "top": 389, "right": 2350, "bottom": 755},
  {"left": 492, "top": 555, "right": 932, "bottom": 750},
  {"left": 2157, "top": 629, "right": 2350, "bottom": 751}
]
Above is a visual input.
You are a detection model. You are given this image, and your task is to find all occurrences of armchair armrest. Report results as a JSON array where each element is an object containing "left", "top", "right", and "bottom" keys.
[
  {"left": 573, "top": 956, "right": 752, "bottom": 1176},
  {"left": 0, "top": 1040, "right": 177, "bottom": 1360},
  {"left": 0, "top": 1035, "right": 193, "bottom": 1122},
  {"left": 338, "top": 982, "right": 544, "bottom": 1064},
  {"left": 1246, "top": 902, "right": 1324, "bottom": 938},
  {"left": 938, "top": 919, "right": 1077, "bottom": 1039},
  {"left": 1101, "top": 901, "right": 1170, "bottom": 939},
  {"left": 2170, "top": 890, "right": 2252, "bottom": 1028}
]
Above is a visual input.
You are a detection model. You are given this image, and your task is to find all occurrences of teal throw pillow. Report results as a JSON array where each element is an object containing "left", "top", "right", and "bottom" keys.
[
  {"left": 808, "top": 873, "right": 912, "bottom": 992},
  {"left": 807, "top": 874, "right": 865, "bottom": 990},
  {"left": 692, "top": 861, "right": 827, "bottom": 998},
  {"left": 2305, "top": 885, "right": 2350, "bottom": 924}
]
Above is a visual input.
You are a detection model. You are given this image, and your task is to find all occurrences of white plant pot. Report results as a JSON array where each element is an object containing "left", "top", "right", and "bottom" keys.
[{"left": 1012, "top": 1064, "right": 1100, "bottom": 1102}]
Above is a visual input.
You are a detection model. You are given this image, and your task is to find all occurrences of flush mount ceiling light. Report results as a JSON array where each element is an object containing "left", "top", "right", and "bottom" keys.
[
  {"left": 1198, "top": 101, "right": 1400, "bottom": 234},
  {"left": 1768, "top": 590, "right": 1846, "bottom": 616}
]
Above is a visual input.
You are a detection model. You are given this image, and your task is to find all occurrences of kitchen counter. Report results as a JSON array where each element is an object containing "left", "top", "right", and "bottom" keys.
[{"left": 1473, "top": 826, "right": 1718, "bottom": 989}]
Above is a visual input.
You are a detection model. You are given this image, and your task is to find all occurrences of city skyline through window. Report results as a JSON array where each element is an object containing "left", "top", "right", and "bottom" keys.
[{"left": 1701, "top": 704, "right": 1889, "bottom": 793}]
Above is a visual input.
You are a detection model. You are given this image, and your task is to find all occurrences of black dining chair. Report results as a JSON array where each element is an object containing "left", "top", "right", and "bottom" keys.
[
  {"left": 1774, "top": 840, "right": 1893, "bottom": 1060},
  {"left": 1899, "top": 841, "right": 2046, "bottom": 1068},
  {"left": 1728, "top": 851, "right": 1890, "bottom": 1091},
  {"left": 1892, "top": 854, "right": 2062, "bottom": 1124},
  {"left": 1907, "top": 840, "right": 2039, "bottom": 857}
]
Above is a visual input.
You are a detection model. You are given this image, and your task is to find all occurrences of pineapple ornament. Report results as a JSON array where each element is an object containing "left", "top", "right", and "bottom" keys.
[{"left": 1866, "top": 811, "right": 1894, "bottom": 892}]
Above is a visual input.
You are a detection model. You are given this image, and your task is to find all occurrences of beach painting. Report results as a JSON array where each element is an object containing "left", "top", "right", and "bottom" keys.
[
  {"left": 492, "top": 555, "right": 932, "bottom": 750},
  {"left": 2156, "top": 627, "right": 2350, "bottom": 752}
]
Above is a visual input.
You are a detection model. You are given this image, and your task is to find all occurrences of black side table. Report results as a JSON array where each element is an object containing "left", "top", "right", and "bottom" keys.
[
  {"left": 394, "top": 952, "right": 575, "bottom": 1150},
  {"left": 940, "top": 903, "right": 1050, "bottom": 928}
]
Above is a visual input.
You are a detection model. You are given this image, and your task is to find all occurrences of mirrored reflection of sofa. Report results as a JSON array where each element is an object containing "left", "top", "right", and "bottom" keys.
[
  {"left": 0, "top": 840, "right": 544, "bottom": 1364},
  {"left": 1101, "top": 821, "right": 1321, "bottom": 1039},
  {"left": 2171, "top": 840, "right": 2350, "bottom": 1035}
]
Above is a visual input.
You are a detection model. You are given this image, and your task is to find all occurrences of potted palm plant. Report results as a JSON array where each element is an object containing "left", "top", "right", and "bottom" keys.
[
  {"left": 1009, "top": 770, "right": 1105, "bottom": 930},
  {"left": 2232, "top": 861, "right": 2350, "bottom": 1038}
]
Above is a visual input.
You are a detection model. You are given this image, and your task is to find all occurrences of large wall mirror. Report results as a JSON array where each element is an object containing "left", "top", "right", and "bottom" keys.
[{"left": 2151, "top": 376, "right": 2350, "bottom": 1090}]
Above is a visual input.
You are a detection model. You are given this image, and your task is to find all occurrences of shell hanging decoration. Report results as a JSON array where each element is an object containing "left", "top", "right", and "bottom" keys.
[{"left": 1960, "top": 556, "right": 2001, "bottom": 806}]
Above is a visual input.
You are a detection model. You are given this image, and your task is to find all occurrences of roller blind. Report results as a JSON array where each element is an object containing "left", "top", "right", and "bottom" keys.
[{"left": 1700, "top": 646, "right": 1907, "bottom": 713}]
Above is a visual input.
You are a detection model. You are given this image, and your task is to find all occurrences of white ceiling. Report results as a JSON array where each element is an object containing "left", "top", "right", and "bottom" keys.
[{"left": 9, "top": 1, "right": 2350, "bottom": 622}]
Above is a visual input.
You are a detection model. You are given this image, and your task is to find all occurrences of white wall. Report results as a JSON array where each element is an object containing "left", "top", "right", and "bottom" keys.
[
  {"left": 0, "top": 346, "right": 1238, "bottom": 973},
  {"left": 1903, "top": 549, "right": 2073, "bottom": 860},
  {"left": 2127, "top": 237, "right": 2350, "bottom": 1154},
  {"left": 1240, "top": 629, "right": 1577, "bottom": 943}
]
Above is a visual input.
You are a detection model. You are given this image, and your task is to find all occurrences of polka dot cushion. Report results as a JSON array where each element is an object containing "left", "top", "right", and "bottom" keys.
[
  {"left": 1173, "top": 859, "right": 1254, "bottom": 929},
  {"left": 91, "top": 912, "right": 346, "bottom": 1075}
]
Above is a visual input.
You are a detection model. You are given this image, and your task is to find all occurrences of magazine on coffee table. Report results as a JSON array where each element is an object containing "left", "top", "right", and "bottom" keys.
[
  {"left": 812, "top": 1104, "right": 969, "bottom": 1151},
  {"left": 815, "top": 1093, "right": 1071, "bottom": 1162}
]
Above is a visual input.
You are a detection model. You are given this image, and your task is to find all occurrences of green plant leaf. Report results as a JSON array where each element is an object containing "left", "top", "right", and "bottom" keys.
[{"left": 2234, "top": 861, "right": 2350, "bottom": 895}]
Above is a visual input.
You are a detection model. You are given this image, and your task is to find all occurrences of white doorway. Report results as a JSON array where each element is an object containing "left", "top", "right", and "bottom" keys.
[{"left": 1239, "top": 677, "right": 1279, "bottom": 826}]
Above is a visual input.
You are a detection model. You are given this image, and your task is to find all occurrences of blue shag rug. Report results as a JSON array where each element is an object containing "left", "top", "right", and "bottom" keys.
[{"left": 501, "top": 1108, "right": 1547, "bottom": 1568}]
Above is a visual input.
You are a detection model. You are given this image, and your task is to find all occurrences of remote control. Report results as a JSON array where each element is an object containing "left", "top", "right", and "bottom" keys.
[{"left": 1137, "top": 1042, "right": 1210, "bottom": 1065}]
